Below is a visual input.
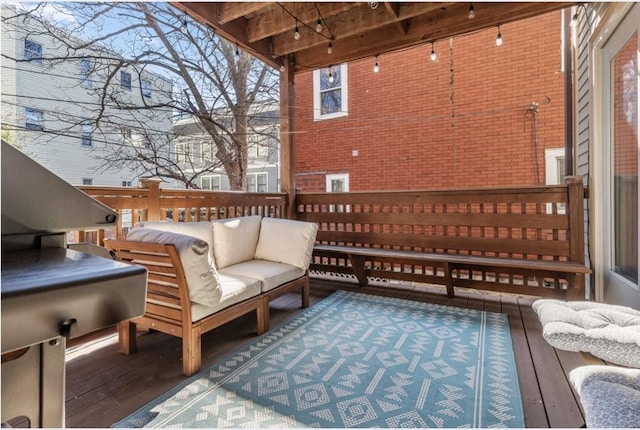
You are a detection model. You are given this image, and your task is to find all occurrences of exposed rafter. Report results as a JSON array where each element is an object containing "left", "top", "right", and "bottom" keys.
[{"left": 173, "top": 2, "right": 575, "bottom": 72}]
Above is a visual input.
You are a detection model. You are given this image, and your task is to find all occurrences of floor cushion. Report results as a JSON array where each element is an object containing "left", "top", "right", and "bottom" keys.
[
  {"left": 570, "top": 365, "right": 640, "bottom": 428},
  {"left": 532, "top": 299, "right": 640, "bottom": 367}
]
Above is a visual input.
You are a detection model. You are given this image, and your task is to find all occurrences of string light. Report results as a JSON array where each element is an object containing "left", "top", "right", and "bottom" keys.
[
  {"left": 316, "top": 17, "right": 322, "bottom": 33},
  {"left": 280, "top": 59, "right": 285, "bottom": 72},
  {"left": 328, "top": 67, "right": 334, "bottom": 84},
  {"left": 430, "top": 42, "right": 437, "bottom": 61},
  {"left": 373, "top": 55, "right": 379, "bottom": 73},
  {"left": 495, "top": 25, "right": 503, "bottom": 46},
  {"left": 327, "top": 41, "right": 333, "bottom": 54},
  {"left": 468, "top": 3, "right": 475, "bottom": 19},
  {"left": 235, "top": 43, "right": 240, "bottom": 57},
  {"left": 293, "top": 20, "right": 301, "bottom": 40}
]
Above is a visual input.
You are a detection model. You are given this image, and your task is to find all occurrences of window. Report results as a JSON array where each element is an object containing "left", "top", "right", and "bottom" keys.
[
  {"left": 82, "top": 178, "right": 93, "bottom": 185},
  {"left": 545, "top": 148, "right": 566, "bottom": 214},
  {"left": 141, "top": 79, "right": 152, "bottom": 98},
  {"left": 80, "top": 59, "right": 92, "bottom": 89},
  {"left": 247, "top": 172, "right": 268, "bottom": 193},
  {"left": 121, "top": 181, "right": 132, "bottom": 187},
  {"left": 81, "top": 120, "right": 92, "bottom": 147},
  {"left": 201, "top": 175, "right": 221, "bottom": 191},
  {"left": 247, "top": 134, "right": 268, "bottom": 158},
  {"left": 175, "top": 142, "right": 191, "bottom": 163},
  {"left": 122, "top": 128, "right": 132, "bottom": 142},
  {"left": 326, "top": 173, "right": 350, "bottom": 212},
  {"left": 313, "top": 64, "right": 348, "bottom": 120},
  {"left": 201, "top": 141, "right": 214, "bottom": 162},
  {"left": 25, "top": 108, "right": 44, "bottom": 131},
  {"left": 121, "top": 71, "right": 131, "bottom": 90},
  {"left": 24, "top": 39, "right": 42, "bottom": 64}
]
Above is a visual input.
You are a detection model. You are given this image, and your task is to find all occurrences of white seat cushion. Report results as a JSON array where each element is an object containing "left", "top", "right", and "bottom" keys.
[
  {"left": 570, "top": 365, "right": 640, "bottom": 428},
  {"left": 254, "top": 217, "right": 318, "bottom": 270},
  {"left": 212, "top": 216, "right": 262, "bottom": 269},
  {"left": 219, "top": 260, "right": 306, "bottom": 293},
  {"left": 191, "top": 272, "right": 261, "bottom": 322},
  {"left": 532, "top": 299, "right": 640, "bottom": 367},
  {"left": 133, "top": 221, "right": 214, "bottom": 266},
  {"left": 126, "top": 228, "right": 221, "bottom": 307}
]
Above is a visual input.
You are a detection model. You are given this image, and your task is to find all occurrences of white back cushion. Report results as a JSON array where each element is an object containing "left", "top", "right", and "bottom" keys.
[
  {"left": 126, "top": 228, "right": 222, "bottom": 307},
  {"left": 133, "top": 221, "right": 214, "bottom": 266},
  {"left": 212, "top": 215, "right": 262, "bottom": 269},
  {"left": 255, "top": 217, "right": 318, "bottom": 270}
]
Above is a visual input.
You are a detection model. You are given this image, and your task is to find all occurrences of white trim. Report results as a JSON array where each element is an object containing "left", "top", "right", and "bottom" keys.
[{"left": 325, "top": 173, "right": 349, "bottom": 192}]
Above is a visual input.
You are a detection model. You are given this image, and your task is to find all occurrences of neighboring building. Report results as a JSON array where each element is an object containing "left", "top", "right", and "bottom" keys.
[
  {"left": 0, "top": 5, "right": 173, "bottom": 187},
  {"left": 293, "top": 11, "right": 568, "bottom": 193},
  {"left": 171, "top": 107, "right": 280, "bottom": 192}
]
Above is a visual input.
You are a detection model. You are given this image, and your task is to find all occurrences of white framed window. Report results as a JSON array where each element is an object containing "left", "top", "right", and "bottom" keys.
[
  {"left": 200, "top": 141, "right": 214, "bottom": 162},
  {"left": 141, "top": 79, "right": 152, "bottom": 98},
  {"left": 121, "top": 71, "right": 131, "bottom": 90},
  {"left": 247, "top": 134, "right": 268, "bottom": 158},
  {"left": 82, "top": 178, "right": 93, "bottom": 185},
  {"left": 545, "top": 148, "right": 566, "bottom": 214},
  {"left": 121, "top": 181, "right": 132, "bottom": 187},
  {"left": 122, "top": 127, "right": 132, "bottom": 142},
  {"left": 201, "top": 175, "right": 221, "bottom": 190},
  {"left": 81, "top": 120, "right": 93, "bottom": 147},
  {"left": 325, "top": 173, "right": 349, "bottom": 192},
  {"left": 24, "top": 39, "right": 42, "bottom": 64},
  {"left": 80, "top": 59, "right": 92, "bottom": 89},
  {"left": 25, "top": 108, "right": 44, "bottom": 131},
  {"left": 313, "top": 64, "right": 348, "bottom": 121},
  {"left": 175, "top": 142, "right": 191, "bottom": 163},
  {"left": 247, "top": 172, "right": 268, "bottom": 193}
]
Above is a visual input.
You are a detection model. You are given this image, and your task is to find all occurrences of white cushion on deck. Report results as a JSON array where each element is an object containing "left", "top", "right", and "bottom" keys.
[
  {"left": 126, "top": 228, "right": 221, "bottom": 307},
  {"left": 190, "top": 272, "right": 261, "bottom": 322},
  {"left": 212, "top": 216, "right": 262, "bottom": 269},
  {"left": 532, "top": 299, "right": 640, "bottom": 367},
  {"left": 570, "top": 365, "right": 640, "bottom": 428},
  {"left": 254, "top": 217, "right": 318, "bottom": 270},
  {"left": 219, "top": 260, "right": 306, "bottom": 293}
]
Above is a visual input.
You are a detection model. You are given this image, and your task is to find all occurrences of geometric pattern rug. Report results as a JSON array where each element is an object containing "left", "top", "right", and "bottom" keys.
[{"left": 113, "top": 291, "right": 524, "bottom": 428}]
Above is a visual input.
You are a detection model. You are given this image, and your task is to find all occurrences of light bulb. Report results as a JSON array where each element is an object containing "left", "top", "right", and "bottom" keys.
[
  {"left": 468, "top": 4, "right": 475, "bottom": 19},
  {"left": 496, "top": 28, "right": 503, "bottom": 46},
  {"left": 430, "top": 43, "right": 437, "bottom": 62},
  {"left": 280, "top": 61, "right": 285, "bottom": 72},
  {"left": 235, "top": 44, "right": 240, "bottom": 57},
  {"left": 294, "top": 24, "right": 300, "bottom": 40},
  {"left": 327, "top": 41, "right": 333, "bottom": 54},
  {"left": 316, "top": 19, "right": 322, "bottom": 33},
  {"left": 328, "top": 71, "right": 334, "bottom": 84},
  {"left": 373, "top": 55, "right": 379, "bottom": 73}
]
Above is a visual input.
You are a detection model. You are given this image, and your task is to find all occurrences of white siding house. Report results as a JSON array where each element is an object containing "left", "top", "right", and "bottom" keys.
[{"left": 0, "top": 5, "right": 173, "bottom": 187}]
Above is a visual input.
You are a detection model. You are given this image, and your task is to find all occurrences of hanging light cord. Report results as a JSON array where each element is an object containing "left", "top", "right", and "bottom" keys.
[{"left": 277, "top": 2, "right": 334, "bottom": 42}]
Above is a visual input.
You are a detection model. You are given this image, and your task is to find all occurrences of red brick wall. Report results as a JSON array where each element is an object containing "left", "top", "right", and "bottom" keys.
[{"left": 294, "top": 11, "right": 566, "bottom": 192}]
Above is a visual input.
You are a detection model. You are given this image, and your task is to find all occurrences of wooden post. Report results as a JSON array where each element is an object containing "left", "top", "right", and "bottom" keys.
[
  {"left": 566, "top": 175, "right": 586, "bottom": 299},
  {"left": 279, "top": 55, "right": 296, "bottom": 219},
  {"left": 139, "top": 178, "right": 162, "bottom": 221}
]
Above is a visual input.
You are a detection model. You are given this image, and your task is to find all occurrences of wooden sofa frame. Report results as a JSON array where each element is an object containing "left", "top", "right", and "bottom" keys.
[
  {"left": 299, "top": 177, "right": 591, "bottom": 300},
  {"left": 105, "top": 239, "right": 309, "bottom": 376}
]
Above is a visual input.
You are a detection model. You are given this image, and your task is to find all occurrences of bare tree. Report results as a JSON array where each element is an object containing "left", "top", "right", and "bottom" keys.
[{"left": 1, "top": 2, "right": 279, "bottom": 190}]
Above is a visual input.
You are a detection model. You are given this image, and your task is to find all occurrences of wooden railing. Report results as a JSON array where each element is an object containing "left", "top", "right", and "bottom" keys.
[
  {"left": 75, "top": 177, "right": 589, "bottom": 298},
  {"left": 75, "top": 179, "right": 288, "bottom": 244},
  {"left": 296, "top": 177, "right": 589, "bottom": 298}
]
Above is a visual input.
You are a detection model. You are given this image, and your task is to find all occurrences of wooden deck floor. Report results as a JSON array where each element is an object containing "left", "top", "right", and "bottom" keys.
[{"left": 62, "top": 279, "right": 601, "bottom": 428}]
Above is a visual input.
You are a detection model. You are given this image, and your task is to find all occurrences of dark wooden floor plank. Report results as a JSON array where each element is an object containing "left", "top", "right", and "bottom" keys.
[{"left": 61, "top": 280, "right": 588, "bottom": 428}]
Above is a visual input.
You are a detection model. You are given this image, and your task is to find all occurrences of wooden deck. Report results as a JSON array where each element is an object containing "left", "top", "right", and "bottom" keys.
[{"left": 63, "top": 279, "right": 601, "bottom": 428}]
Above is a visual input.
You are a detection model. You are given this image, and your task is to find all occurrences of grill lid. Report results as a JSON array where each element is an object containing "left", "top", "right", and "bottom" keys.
[{"left": 1, "top": 140, "right": 117, "bottom": 237}]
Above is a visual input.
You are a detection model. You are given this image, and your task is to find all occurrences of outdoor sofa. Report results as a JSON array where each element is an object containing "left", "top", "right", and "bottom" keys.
[{"left": 105, "top": 215, "right": 318, "bottom": 376}]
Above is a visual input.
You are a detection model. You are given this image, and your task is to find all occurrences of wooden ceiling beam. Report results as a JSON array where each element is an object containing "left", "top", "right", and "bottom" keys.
[
  {"left": 218, "top": 2, "right": 267, "bottom": 24},
  {"left": 247, "top": 2, "right": 359, "bottom": 43},
  {"left": 383, "top": 2, "right": 408, "bottom": 35}
]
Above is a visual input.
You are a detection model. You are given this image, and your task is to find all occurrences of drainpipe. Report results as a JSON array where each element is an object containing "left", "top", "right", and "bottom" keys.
[{"left": 563, "top": 8, "right": 574, "bottom": 177}]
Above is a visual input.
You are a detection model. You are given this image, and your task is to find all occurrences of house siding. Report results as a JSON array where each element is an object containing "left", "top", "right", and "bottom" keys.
[
  {"left": 294, "top": 11, "right": 567, "bottom": 192},
  {"left": 1, "top": 5, "right": 173, "bottom": 187}
]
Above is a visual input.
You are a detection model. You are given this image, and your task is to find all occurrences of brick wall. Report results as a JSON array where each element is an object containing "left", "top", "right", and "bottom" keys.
[{"left": 294, "top": 11, "right": 566, "bottom": 192}]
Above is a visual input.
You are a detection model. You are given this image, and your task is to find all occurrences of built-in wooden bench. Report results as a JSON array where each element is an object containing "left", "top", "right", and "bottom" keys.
[{"left": 298, "top": 177, "right": 591, "bottom": 300}]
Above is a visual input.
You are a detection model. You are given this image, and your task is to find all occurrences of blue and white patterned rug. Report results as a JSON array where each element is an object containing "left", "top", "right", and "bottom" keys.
[{"left": 114, "top": 291, "right": 524, "bottom": 428}]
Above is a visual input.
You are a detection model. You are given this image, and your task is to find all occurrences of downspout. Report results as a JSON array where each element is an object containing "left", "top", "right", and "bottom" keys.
[{"left": 563, "top": 8, "right": 574, "bottom": 177}]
